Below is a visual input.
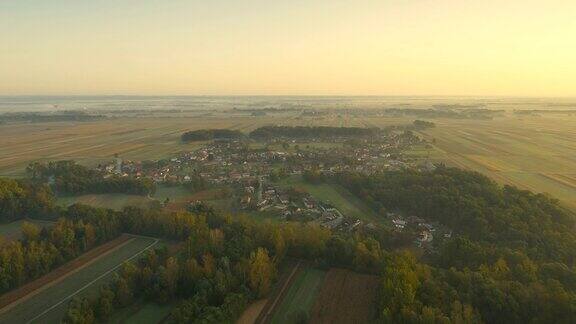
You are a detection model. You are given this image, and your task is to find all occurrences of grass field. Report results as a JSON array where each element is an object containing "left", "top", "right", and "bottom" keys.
[
  {"left": 57, "top": 193, "right": 153, "bottom": 210},
  {"left": 277, "top": 176, "right": 382, "bottom": 224},
  {"left": 56, "top": 185, "right": 195, "bottom": 211},
  {"left": 0, "top": 236, "right": 158, "bottom": 323},
  {"left": 269, "top": 267, "right": 326, "bottom": 324}
]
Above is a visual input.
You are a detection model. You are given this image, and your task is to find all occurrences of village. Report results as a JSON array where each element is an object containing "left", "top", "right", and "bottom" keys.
[
  {"left": 101, "top": 129, "right": 427, "bottom": 185},
  {"left": 95, "top": 130, "right": 447, "bottom": 246}
]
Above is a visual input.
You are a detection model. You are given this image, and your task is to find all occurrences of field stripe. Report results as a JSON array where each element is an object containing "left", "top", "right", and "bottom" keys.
[
  {"left": 25, "top": 236, "right": 158, "bottom": 323},
  {"left": 0, "top": 235, "right": 133, "bottom": 313},
  {"left": 256, "top": 261, "right": 302, "bottom": 324}
]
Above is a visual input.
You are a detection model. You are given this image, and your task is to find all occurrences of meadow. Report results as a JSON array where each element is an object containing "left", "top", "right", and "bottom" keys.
[
  {"left": 56, "top": 185, "right": 194, "bottom": 211},
  {"left": 0, "top": 236, "right": 158, "bottom": 323},
  {"left": 277, "top": 176, "right": 382, "bottom": 224},
  {"left": 57, "top": 193, "right": 153, "bottom": 210}
]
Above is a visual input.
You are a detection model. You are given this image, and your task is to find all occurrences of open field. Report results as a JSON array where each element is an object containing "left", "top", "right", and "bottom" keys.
[
  {"left": 57, "top": 193, "right": 153, "bottom": 210},
  {"left": 0, "top": 235, "right": 158, "bottom": 323},
  {"left": 310, "top": 268, "right": 379, "bottom": 324},
  {"left": 0, "top": 219, "right": 54, "bottom": 243},
  {"left": 0, "top": 116, "right": 273, "bottom": 177},
  {"left": 4, "top": 111, "right": 576, "bottom": 210},
  {"left": 277, "top": 176, "right": 382, "bottom": 224},
  {"left": 57, "top": 185, "right": 195, "bottom": 211},
  {"left": 406, "top": 115, "right": 576, "bottom": 209},
  {"left": 269, "top": 267, "right": 326, "bottom": 324}
]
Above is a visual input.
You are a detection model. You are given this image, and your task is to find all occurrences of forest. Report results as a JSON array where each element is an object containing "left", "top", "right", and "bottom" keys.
[
  {"left": 0, "top": 178, "right": 55, "bottom": 222},
  {"left": 2, "top": 165, "right": 576, "bottom": 323},
  {"left": 180, "top": 129, "right": 245, "bottom": 142},
  {"left": 26, "top": 161, "right": 155, "bottom": 196},
  {"left": 249, "top": 125, "right": 380, "bottom": 139},
  {"left": 0, "top": 111, "right": 105, "bottom": 124},
  {"left": 336, "top": 167, "right": 576, "bottom": 323},
  {"left": 412, "top": 120, "right": 436, "bottom": 129}
]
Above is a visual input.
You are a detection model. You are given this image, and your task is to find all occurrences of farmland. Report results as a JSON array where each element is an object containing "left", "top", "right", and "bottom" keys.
[
  {"left": 410, "top": 114, "right": 576, "bottom": 209},
  {"left": 0, "top": 116, "right": 269, "bottom": 177},
  {"left": 0, "top": 235, "right": 158, "bottom": 323},
  {"left": 269, "top": 267, "right": 326, "bottom": 324},
  {"left": 255, "top": 266, "right": 379, "bottom": 324},
  {"left": 4, "top": 104, "right": 576, "bottom": 212},
  {"left": 309, "top": 269, "right": 379, "bottom": 324}
]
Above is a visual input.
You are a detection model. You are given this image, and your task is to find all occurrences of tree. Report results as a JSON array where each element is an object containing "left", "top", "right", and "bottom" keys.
[
  {"left": 115, "top": 277, "right": 133, "bottom": 307},
  {"left": 21, "top": 221, "right": 40, "bottom": 242},
  {"left": 248, "top": 248, "right": 275, "bottom": 298},
  {"left": 95, "top": 286, "right": 115, "bottom": 320}
]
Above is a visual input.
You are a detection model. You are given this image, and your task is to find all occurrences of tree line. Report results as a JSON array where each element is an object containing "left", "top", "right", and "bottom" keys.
[
  {"left": 249, "top": 125, "right": 381, "bottom": 140},
  {"left": 0, "top": 178, "right": 55, "bottom": 222},
  {"left": 181, "top": 129, "right": 245, "bottom": 142},
  {"left": 412, "top": 120, "right": 436, "bottom": 129},
  {"left": 27, "top": 161, "right": 155, "bottom": 196}
]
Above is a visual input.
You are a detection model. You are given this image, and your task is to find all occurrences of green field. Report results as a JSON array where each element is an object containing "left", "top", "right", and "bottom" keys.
[
  {"left": 56, "top": 185, "right": 195, "bottom": 211},
  {"left": 270, "top": 267, "right": 326, "bottom": 324},
  {"left": 0, "top": 236, "right": 158, "bottom": 323},
  {"left": 57, "top": 193, "right": 153, "bottom": 210},
  {"left": 153, "top": 185, "right": 192, "bottom": 202},
  {"left": 277, "top": 176, "right": 382, "bottom": 224}
]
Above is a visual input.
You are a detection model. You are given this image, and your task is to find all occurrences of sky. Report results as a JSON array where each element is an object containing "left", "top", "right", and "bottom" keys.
[{"left": 1, "top": 0, "right": 575, "bottom": 96}]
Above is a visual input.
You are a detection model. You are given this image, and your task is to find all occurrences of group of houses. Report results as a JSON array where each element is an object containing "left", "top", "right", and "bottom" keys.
[
  {"left": 240, "top": 182, "right": 363, "bottom": 231},
  {"left": 388, "top": 212, "right": 452, "bottom": 248}
]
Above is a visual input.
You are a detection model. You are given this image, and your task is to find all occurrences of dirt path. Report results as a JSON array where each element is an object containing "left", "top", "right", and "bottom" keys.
[
  {"left": 255, "top": 260, "right": 302, "bottom": 324},
  {"left": 0, "top": 234, "right": 134, "bottom": 314}
]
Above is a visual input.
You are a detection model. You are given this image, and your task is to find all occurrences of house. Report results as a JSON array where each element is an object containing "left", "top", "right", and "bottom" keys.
[{"left": 392, "top": 218, "right": 407, "bottom": 230}]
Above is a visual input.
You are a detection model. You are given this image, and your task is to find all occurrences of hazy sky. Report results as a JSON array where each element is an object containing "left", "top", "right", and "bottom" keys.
[{"left": 1, "top": 0, "right": 575, "bottom": 96}]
